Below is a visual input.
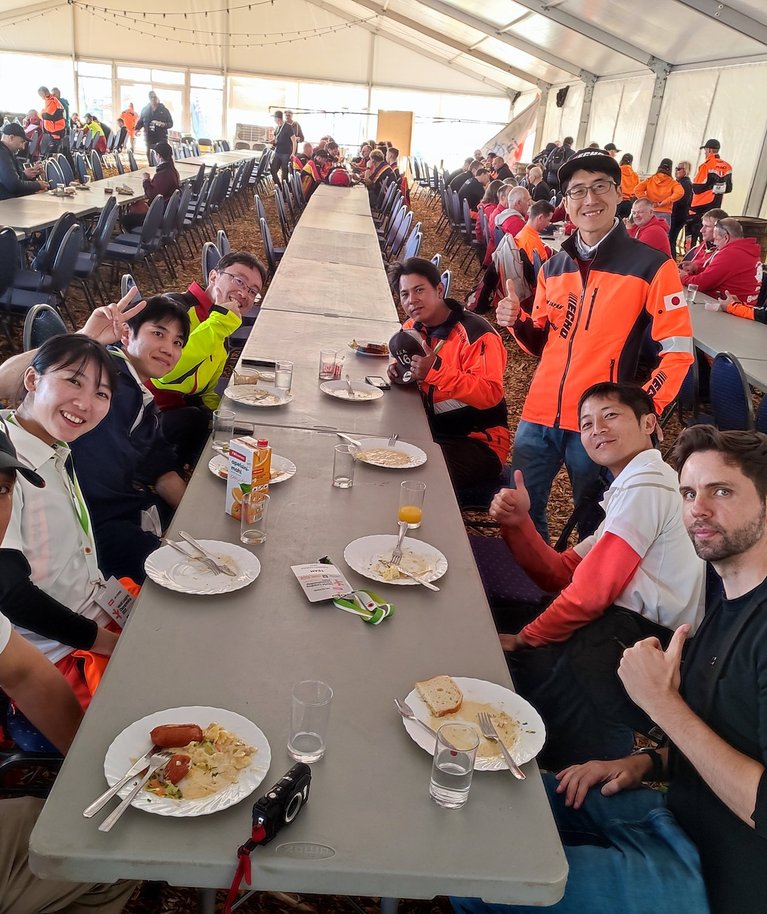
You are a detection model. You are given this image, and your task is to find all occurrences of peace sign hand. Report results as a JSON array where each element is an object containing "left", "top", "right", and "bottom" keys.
[{"left": 79, "top": 289, "right": 147, "bottom": 345}]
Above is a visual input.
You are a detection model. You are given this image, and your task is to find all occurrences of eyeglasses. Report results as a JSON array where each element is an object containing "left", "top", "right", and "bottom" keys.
[
  {"left": 564, "top": 180, "right": 619, "bottom": 200},
  {"left": 219, "top": 271, "right": 262, "bottom": 302}
]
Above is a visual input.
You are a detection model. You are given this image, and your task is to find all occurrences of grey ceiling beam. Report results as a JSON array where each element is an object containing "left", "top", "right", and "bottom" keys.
[
  {"left": 670, "top": 0, "right": 767, "bottom": 46},
  {"left": 411, "top": 0, "right": 589, "bottom": 79},
  {"left": 344, "top": 0, "right": 550, "bottom": 88},
  {"left": 302, "top": 0, "right": 515, "bottom": 95},
  {"left": 501, "top": 0, "right": 669, "bottom": 71}
]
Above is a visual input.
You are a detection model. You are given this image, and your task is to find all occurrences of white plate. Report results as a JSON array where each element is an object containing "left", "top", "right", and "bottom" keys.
[
  {"left": 343, "top": 534, "right": 447, "bottom": 586},
  {"left": 402, "top": 677, "right": 546, "bottom": 770},
  {"left": 144, "top": 539, "right": 261, "bottom": 594},
  {"left": 208, "top": 453, "right": 297, "bottom": 484},
  {"left": 103, "top": 706, "right": 271, "bottom": 817},
  {"left": 348, "top": 340, "right": 389, "bottom": 358},
  {"left": 224, "top": 384, "right": 293, "bottom": 408},
  {"left": 320, "top": 380, "right": 383, "bottom": 402},
  {"left": 352, "top": 438, "right": 427, "bottom": 469}
]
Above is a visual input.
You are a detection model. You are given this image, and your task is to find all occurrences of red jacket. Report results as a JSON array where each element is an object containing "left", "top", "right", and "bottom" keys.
[
  {"left": 628, "top": 216, "right": 672, "bottom": 258},
  {"left": 681, "top": 237, "right": 762, "bottom": 304},
  {"left": 143, "top": 161, "right": 180, "bottom": 204}
]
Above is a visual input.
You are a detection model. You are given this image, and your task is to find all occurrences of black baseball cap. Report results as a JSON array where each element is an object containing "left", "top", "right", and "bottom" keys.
[
  {"left": 558, "top": 148, "right": 622, "bottom": 191},
  {"left": 604, "top": 143, "right": 620, "bottom": 152},
  {"left": 700, "top": 138, "right": 721, "bottom": 150},
  {"left": 2, "top": 123, "right": 26, "bottom": 140},
  {"left": 0, "top": 428, "right": 45, "bottom": 487}
]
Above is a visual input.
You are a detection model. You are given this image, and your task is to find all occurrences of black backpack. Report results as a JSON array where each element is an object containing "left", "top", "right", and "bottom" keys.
[{"left": 545, "top": 145, "right": 570, "bottom": 176}]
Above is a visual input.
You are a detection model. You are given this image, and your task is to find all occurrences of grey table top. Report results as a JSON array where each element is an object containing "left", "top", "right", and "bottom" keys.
[
  {"left": 690, "top": 297, "right": 767, "bottom": 362},
  {"left": 738, "top": 358, "right": 767, "bottom": 391},
  {"left": 184, "top": 150, "right": 260, "bottom": 167},
  {"left": 286, "top": 223, "right": 385, "bottom": 270},
  {"left": 30, "top": 185, "right": 567, "bottom": 907}
]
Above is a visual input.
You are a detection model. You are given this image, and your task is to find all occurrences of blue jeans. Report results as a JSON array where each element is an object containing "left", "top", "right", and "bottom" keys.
[
  {"left": 451, "top": 774, "right": 709, "bottom": 914},
  {"left": 512, "top": 420, "right": 603, "bottom": 540}
]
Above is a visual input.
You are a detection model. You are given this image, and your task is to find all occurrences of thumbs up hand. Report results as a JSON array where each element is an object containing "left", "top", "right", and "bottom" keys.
[
  {"left": 489, "top": 469, "right": 531, "bottom": 529},
  {"left": 618, "top": 624, "right": 691, "bottom": 719},
  {"left": 409, "top": 339, "right": 437, "bottom": 381},
  {"left": 496, "top": 279, "right": 521, "bottom": 328}
]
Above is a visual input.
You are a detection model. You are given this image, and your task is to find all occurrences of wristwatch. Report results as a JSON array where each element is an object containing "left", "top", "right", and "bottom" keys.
[{"left": 632, "top": 747, "right": 664, "bottom": 781}]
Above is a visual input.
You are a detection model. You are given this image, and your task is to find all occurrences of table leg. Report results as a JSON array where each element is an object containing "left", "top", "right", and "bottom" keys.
[
  {"left": 199, "top": 887, "right": 216, "bottom": 914},
  {"left": 381, "top": 898, "right": 400, "bottom": 914}
]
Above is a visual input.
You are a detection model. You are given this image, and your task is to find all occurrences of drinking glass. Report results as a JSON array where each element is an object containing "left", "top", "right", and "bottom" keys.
[
  {"left": 398, "top": 480, "right": 426, "bottom": 529},
  {"left": 429, "top": 722, "right": 479, "bottom": 809},
  {"left": 275, "top": 359, "right": 294, "bottom": 393},
  {"left": 319, "top": 349, "right": 337, "bottom": 381},
  {"left": 288, "top": 680, "right": 333, "bottom": 763},
  {"left": 212, "top": 408, "right": 235, "bottom": 453},
  {"left": 332, "top": 444, "right": 356, "bottom": 489},
  {"left": 686, "top": 284, "right": 699, "bottom": 304},
  {"left": 240, "top": 491, "right": 269, "bottom": 545}
]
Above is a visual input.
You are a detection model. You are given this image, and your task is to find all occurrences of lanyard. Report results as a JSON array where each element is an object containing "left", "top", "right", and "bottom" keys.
[{"left": 56, "top": 448, "right": 90, "bottom": 538}]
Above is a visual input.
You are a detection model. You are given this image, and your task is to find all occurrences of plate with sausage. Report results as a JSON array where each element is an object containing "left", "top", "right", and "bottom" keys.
[{"left": 103, "top": 706, "right": 271, "bottom": 817}]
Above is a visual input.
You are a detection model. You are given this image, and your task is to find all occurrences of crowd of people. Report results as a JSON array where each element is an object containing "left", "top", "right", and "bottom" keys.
[{"left": 0, "top": 99, "right": 765, "bottom": 911}]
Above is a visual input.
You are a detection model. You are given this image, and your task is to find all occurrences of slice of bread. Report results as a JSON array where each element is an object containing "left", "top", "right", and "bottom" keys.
[{"left": 415, "top": 675, "right": 463, "bottom": 717}]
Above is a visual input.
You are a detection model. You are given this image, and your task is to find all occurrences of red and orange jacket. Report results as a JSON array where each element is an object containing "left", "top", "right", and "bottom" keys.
[
  {"left": 691, "top": 154, "right": 733, "bottom": 210},
  {"left": 725, "top": 300, "right": 767, "bottom": 323},
  {"left": 680, "top": 237, "right": 762, "bottom": 304},
  {"left": 620, "top": 164, "right": 640, "bottom": 201},
  {"left": 510, "top": 222, "right": 694, "bottom": 431},
  {"left": 40, "top": 94, "right": 65, "bottom": 139},
  {"left": 628, "top": 215, "right": 672, "bottom": 258},
  {"left": 633, "top": 173, "right": 684, "bottom": 214},
  {"left": 403, "top": 299, "right": 510, "bottom": 465}
]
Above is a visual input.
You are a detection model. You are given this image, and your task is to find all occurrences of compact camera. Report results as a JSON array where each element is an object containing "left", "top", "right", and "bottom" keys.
[{"left": 252, "top": 762, "right": 311, "bottom": 844}]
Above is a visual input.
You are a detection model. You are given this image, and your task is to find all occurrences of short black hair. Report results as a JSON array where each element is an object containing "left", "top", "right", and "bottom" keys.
[
  {"left": 673, "top": 426, "right": 767, "bottom": 500},
  {"left": 29, "top": 334, "right": 118, "bottom": 395},
  {"left": 578, "top": 382, "right": 656, "bottom": 424},
  {"left": 217, "top": 250, "right": 267, "bottom": 287},
  {"left": 273, "top": 110, "right": 283, "bottom": 119},
  {"left": 125, "top": 294, "right": 191, "bottom": 345},
  {"left": 529, "top": 201, "right": 555, "bottom": 219},
  {"left": 387, "top": 257, "right": 441, "bottom": 294},
  {"left": 388, "top": 147, "right": 399, "bottom": 158}
]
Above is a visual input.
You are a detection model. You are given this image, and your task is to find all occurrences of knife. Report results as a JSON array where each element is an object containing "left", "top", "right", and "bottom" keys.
[
  {"left": 83, "top": 746, "right": 158, "bottom": 818},
  {"left": 392, "top": 564, "right": 440, "bottom": 591},
  {"left": 178, "top": 531, "right": 236, "bottom": 576}
]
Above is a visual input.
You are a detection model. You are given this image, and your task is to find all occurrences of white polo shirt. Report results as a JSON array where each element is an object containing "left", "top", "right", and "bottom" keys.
[
  {"left": 1, "top": 412, "right": 112, "bottom": 664},
  {"left": 573, "top": 448, "right": 705, "bottom": 632},
  {"left": 0, "top": 611, "right": 10, "bottom": 655}
]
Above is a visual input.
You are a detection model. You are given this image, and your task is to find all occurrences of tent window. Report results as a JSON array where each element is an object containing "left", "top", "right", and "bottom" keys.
[{"left": 77, "top": 61, "right": 110, "bottom": 78}]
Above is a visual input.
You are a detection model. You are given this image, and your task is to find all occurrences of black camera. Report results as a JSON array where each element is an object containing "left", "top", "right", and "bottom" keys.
[{"left": 252, "top": 763, "right": 311, "bottom": 844}]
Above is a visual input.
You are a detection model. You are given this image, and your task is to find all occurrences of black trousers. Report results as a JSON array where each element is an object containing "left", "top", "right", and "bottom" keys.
[{"left": 436, "top": 435, "right": 502, "bottom": 490}]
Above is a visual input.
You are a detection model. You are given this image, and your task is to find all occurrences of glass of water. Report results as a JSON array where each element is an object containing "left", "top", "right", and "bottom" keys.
[
  {"left": 288, "top": 680, "right": 333, "bottom": 763},
  {"left": 332, "top": 444, "right": 356, "bottom": 488},
  {"left": 275, "top": 359, "right": 294, "bottom": 394},
  {"left": 430, "top": 722, "right": 480, "bottom": 809},
  {"left": 212, "top": 408, "right": 235, "bottom": 453}
]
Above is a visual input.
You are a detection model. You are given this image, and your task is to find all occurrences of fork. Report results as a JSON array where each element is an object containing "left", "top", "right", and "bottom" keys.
[
  {"left": 387, "top": 432, "right": 399, "bottom": 446},
  {"left": 178, "top": 531, "right": 236, "bottom": 576},
  {"left": 97, "top": 751, "right": 173, "bottom": 832},
  {"left": 390, "top": 520, "right": 408, "bottom": 564},
  {"left": 344, "top": 374, "right": 357, "bottom": 398},
  {"left": 477, "top": 711, "right": 525, "bottom": 780}
]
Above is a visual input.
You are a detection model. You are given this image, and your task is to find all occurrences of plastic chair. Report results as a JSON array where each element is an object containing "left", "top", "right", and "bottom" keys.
[
  {"left": 90, "top": 151, "right": 103, "bottom": 181},
  {"left": 55, "top": 154, "right": 75, "bottom": 185},
  {"left": 73, "top": 152, "right": 88, "bottom": 183},
  {"left": 216, "top": 229, "right": 231, "bottom": 256},
  {"left": 441, "top": 269, "right": 452, "bottom": 299},
  {"left": 709, "top": 352, "right": 755, "bottom": 431},
  {"left": 259, "top": 217, "right": 284, "bottom": 278},
  {"left": 74, "top": 195, "right": 119, "bottom": 308},
  {"left": 756, "top": 395, "right": 767, "bottom": 434},
  {"left": 401, "top": 225, "right": 422, "bottom": 261},
  {"left": 430, "top": 253, "right": 441, "bottom": 269},
  {"left": 120, "top": 273, "right": 141, "bottom": 305},
  {"left": 113, "top": 152, "right": 124, "bottom": 175},
  {"left": 103, "top": 196, "right": 166, "bottom": 291},
  {"left": 127, "top": 149, "right": 138, "bottom": 172},
  {"left": 22, "top": 304, "right": 67, "bottom": 350},
  {"left": 45, "top": 159, "right": 65, "bottom": 188},
  {"left": 201, "top": 241, "right": 221, "bottom": 281}
]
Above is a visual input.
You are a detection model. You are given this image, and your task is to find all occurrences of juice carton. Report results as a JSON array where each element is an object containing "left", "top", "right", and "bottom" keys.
[{"left": 225, "top": 435, "right": 271, "bottom": 519}]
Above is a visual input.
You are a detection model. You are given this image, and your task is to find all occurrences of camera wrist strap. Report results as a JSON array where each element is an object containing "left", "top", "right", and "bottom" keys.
[{"left": 223, "top": 822, "right": 268, "bottom": 914}]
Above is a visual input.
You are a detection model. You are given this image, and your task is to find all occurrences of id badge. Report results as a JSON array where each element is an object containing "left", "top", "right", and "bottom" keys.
[
  {"left": 94, "top": 576, "right": 135, "bottom": 628},
  {"left": 712, "top": 182, "right": 726, "bottom": 194}
]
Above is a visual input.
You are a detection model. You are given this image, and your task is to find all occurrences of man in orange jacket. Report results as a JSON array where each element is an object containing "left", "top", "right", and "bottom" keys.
[
  {"left": 37, "top": 86, "right": 65, "bottom": 156},
  {"left": 497, "top": 148, "right": 694, "bottom": 539},
  {"left": 633, "top": 158, "right": 684, "bottom": 226},
  {"left": 689, "top": 138, "right": 732, "bottom": 243}
]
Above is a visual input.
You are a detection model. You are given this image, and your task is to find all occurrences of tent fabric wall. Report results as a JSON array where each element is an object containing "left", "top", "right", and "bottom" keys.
[
  {"left": 586, "top": 76, "right": 654, "bottom": 158},
  {"left": 541, "top": 82, "right": 583, "bottom": 149}
]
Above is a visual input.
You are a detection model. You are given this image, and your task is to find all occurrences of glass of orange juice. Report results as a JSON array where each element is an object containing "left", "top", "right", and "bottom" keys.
[{"left": 399, "top": 480, "right": 426, "bottom": 529}]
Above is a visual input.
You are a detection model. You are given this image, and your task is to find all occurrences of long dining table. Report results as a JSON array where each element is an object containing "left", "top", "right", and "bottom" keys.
[{"left": 30, "top": 183, "right": 567, "bottom": 913}]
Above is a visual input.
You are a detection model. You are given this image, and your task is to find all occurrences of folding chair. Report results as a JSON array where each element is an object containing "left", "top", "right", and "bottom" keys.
[
  {"left": 201, "top": 241, "right": 221, "bottom": 281},
  {"left": 709, "top": 352, "right": 755, "bottom": 431},
  {"left": 22, "top": 304, "right": 67, "bottom": 351}
]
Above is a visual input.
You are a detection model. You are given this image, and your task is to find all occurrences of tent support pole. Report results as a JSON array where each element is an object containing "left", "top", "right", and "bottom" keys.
[
  {"left": 534, "top": 87, "right": 548, "bottom": 155},
  {"left": 744, "top": 120, "right": 767, "bottom": 216},
  {"left": 576, "top": 74, "right": 596, "bottom": 148},
  {"left": 639, "top": 61, "right": 670, "bottom": 174}
]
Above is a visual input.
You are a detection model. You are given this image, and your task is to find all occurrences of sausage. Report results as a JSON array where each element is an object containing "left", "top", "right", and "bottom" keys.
[
  {"left": 150, "top": 724, "right": 203, "bottom": 748},
  {"left": 165, "top": 753, "right": 191, "bottom": 785}
]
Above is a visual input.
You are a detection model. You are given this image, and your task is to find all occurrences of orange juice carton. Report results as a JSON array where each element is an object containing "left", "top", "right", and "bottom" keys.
[{"left": 225, "top": 436, "right": 271, "bottom": 519}]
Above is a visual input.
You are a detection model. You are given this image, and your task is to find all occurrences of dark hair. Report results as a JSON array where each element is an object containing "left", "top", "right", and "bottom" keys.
[
  {"left": 482, "top": 179, "right": 503, "bottom": 205},
  {"left": 672, "top": 426, "right": 767, "bottom": 500},
  {"left": 387, "top": 257, "right": 442, "bottom": 294},
  {"left": 529, "top": 200, "right": 555, "bottom": 219},
  {"left": 125, "top": 294, "right": 191, "bottom": 345},
  {"left": 154, "top": 141, "right": 174, "bottom": 162},
  {"left": 619, "top": 153, "right": 633, "bottom": 166},
  {"left": 475, "top": 167, "right": 489, "bottom": 177},
  {"left": 703, "top": 208, "right": 728, "bottom": 223},
  {"left": 463, "top": 157, "right": 473, "bottom": 167},
  {"left": 578, "top": 382, "right": 656, "bottom": 424},
  {"left": 563, "top": 136, "right": 574, "bottom": 146},
  {"left": 273, "top": 110, "right": 283, "bottom": 119},
  {"left": 216, "top": 250, "right": 267, "bottom": 288},
  {"left": 469, "top": 160, "right": 483, "bottom": 173},
  {"left": 388, "top": 147, "right": 399, "bottom": 158},
  {"left": 29, "top": 334, "right": 118, "bottom": 395}
]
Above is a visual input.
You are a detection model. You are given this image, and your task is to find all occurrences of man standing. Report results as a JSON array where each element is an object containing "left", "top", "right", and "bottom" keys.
[
  {"left": 120, "top": 101, "right": 139, "bottom": 150},
  {"left": 37, "top": 86, "right": 65, "bottom": 156},
  {"left": 0, "top": 124, "right": 47, "bottom": 199},
  {"left": 51, "top": 87, "right": 70, "bottom": 130},
  {"left": 670, "top": 160, "right": 693, "bottom": 254},
  {"left": 604, "top": 142, "right": 620, "bottom": 158},
  {"left": 690, "top": 138, "right": 732, "bottom": 243},
  {"left": 628, "top": 198, "right": 673, "bottom": 257},
  {"left": 270, "top": 110, "right": 296, "bottom": 183},
  {"left": 136, "top": 91, "right": 173, "bottom": 150},
  {"left": 498, "top": 148, "right": 693, "bottom": 538},
  {"left": 284, "top": 110, "right": 304, "bottom": 143}
]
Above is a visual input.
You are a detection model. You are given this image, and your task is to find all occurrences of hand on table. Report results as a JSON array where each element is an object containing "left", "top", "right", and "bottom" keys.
[
  {"left": 36, "top": 182, "right": 50, "bottom": 192},
  {"left": 489, "top": 469, "right": 530, "bottom": 528},
  {"left": 555, "top": 755, "right": 651, "bottom": 809},
  {"left": 496, "top": 279, "right": 521, "bottom": 327},
  {"left": 409, "top": 340, "right": 438, "bottom": 381},
  {"left": 80, "top": 288, "right": 147, "bottom": 344}
]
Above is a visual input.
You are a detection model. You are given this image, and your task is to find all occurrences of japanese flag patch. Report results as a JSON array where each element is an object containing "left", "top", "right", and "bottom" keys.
[{"left": 663, "top": 291, "right": 686, "bottom": 311}]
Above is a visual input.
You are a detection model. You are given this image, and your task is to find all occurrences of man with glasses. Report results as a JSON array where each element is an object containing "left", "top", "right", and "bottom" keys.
[
  {"left": 497, "top": 148, "right": 693, "bottom": 539},
  {"left": 681, "top": 217, "right": 762, "bottom": 305},
  {"left": 148, "top": 251, "right": 267, "bottom": 464}
]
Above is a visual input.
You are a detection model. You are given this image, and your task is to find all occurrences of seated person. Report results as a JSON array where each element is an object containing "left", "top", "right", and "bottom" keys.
[
  {"left": 447, "top": 158, "right": 474, "bottom": 190},
  {"left": 0, "top": 123, "right": 48, "bottom": 199},
  {"left": 455, "top": 425, "right": 767, "bottom": 914},
  {"left": 528, "top": 165, "right": 552, "bottom": 203},
  {"left": 326, "top": 141, "right": 340, "bottom": 162},
  {"left": 680, "top": 207, "right": 727, "bottom": 276},
  {"left": 292, "top": 141, "right": 314, "bottom": 168},
  {"left": 628, "top": 197, "right": 672, "bottom": 257},
  {"left": 491, "top": 155, "right": 513, "bottom": 181},
  {"left": 633, "top": 158, "right": 684, "bottom": 225},
  {"left": 362, "top": 149, "right": 393, "bottom": 205},
  {"left": 491, "top": 382, "right": 704, "bottom": 767},
  {"left": 494, "top": 186, "right": 531, "bottom": 237},
  {"left": 148, "top": 251, "right": 267, "bottom": 464},
  {"left": 301, "top": 149, "right": 333, "bottom": 200},
  {"left": 477, "top": 180, "right": 503, "bottom": 265},
  {"left": 0, "top": 335, "right": 127, "bottom": 709},
  {"left": 120, "top": 140, "right": 180, "bottom": 232},
  {"left": 69, "top": 295, "right": 191, "bottom": 584},
  {"left": 387, "top": 257, "right": 510, "bottom": 490},
  {"left": 681, "top": 217, "right": 762, "bottom": 304},
  {"left": 457, "top": 166, "right": 490, "bottom": 213},
  {"left": 350, "top": 142, "right": 371, "bottom": 173},
  {"left": 515, "top": 201, "right": 555, "bottom": 267},
  {"left": 83, "top": 113, "right": 106, "bottom": 153},
  {"left": 386, "top": 146, "right": 401, "bottom": 182}
]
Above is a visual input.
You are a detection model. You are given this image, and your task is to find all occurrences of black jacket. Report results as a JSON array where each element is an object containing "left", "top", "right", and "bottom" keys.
[
  {"left": 137, "top": 103, "right": 173, "bottom": 144},
  {"left": 0, "top": 142, "right": 40, "bottom": 200}
]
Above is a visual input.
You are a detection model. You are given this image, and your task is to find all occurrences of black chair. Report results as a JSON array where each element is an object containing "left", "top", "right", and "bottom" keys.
[
  {"left": 22, "top": 303, "right": 67, "bottom": 350},
  {"left": 201, "top": 241, "right": 221, "bottom": 281},
  {"left": 259, "top": 216, "right": 284, "bottom": 279},
  {"left": 74, "top": 195, "right": 119, "bottom": 308},
  {"left": 27, "top": 212, "right": 78, "bottom": 276},
  {"left": 401, "top": 225, "right": 422, "bottom": 260},
  {"left": 756, "top": 395, "right": 767, "bottom": 434},
  {"left": 44, "top": 159, "right": 65, "bottom": 187},
  {"left": 173, "top": 181, "right": 195, "bottom": 258},
  {"left": 120, "top": 272, "right": 141, "bottom": 305},
  {"left": 660, "top": 359, "right": 700, "bottom": 433},
  {"left": 73, "top": 152, "right": 88, "bottom": 183},
  {"left": 127, "top": 149, "right": 138, "bottom": 172},
  {"left": 113, "top": 152, "right": 124, "bottom": 175},
  {"left": 55, "top": 154, "right": 75, "bottom": 185},
  {"left": 0, "top": 228, "right": 20, "bottom": 347},
  {"left": 90, "top": 150, "right": 104, "bottom": 181},
  {"left": 103, "top": 196, "right": 165, "bottom": 290},
  {"left": 216, "top": 229, "right": 231, "bottom": 256},
  {"left": 441, "top": 269, "right": 452, "bottom": 299},
  {"left": 709, "top": 352, "right": 755, "bottom": 431}
]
